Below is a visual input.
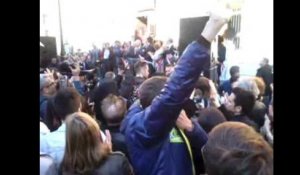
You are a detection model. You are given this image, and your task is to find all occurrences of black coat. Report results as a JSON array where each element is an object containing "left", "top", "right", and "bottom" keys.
[
  {"left": 92, "top": 152, "right": 133, "bottom": 175},
  {"left": 62, "top": 152, "right": 134, "bottom": 175},
  {"left": 256, "top": 64, "right": 273, "bottom": 96},
  {"left": 103, "top": 125, "right": 130, "bottom": 162}
]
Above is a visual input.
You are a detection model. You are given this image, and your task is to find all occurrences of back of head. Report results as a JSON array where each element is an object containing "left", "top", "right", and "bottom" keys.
[
  {"left": 197, "top": 107, "right": 226, "bottom": 133},
  {"left": 218, "top": 35, "right": 224, "bottom": 43},
  {"left": 232, "top": 87, "right": 256, "bottom": 116},
  {"left": 62, "top": 112, "right": 109, "bottom": 174},
  {"left": 229, "top": 66, "right": 240, "bottom": 80},
  {"left": 134, "top": 61, "right": 148, "bottom": 75},
  {"left": 45, "top": 97, "right": 62, "bottom": 132},
  {"left": 233, "top": 77, "right": 260, "bottom": 98},
  {"left": 154, "top": 41, "right": 162, "bottom": 50},
  {"left": 195, "top": 76, "right": 211, "bottom": 97},
  {"left": 139, "top": 76, "right": 167, "bottom": 108},
  {"left": 104, "top": 71, "right": 116, "bottom": 80},
  {"left": 101, "top": 94, "right": 127, "bottom": 125},
  {"left": 147, "top": 36, "right": 154, "bottom": 45},
  {"left": 203, "top": 122, "right": 273, "bottom": 175},
  {"left": 253, "top": 77, "right": 266, "bottom": 96},
  {"left": 58, "top": 62, "right": 72, "bottom": 78},
  {"left": 248, "top": 101, "right": 267, "bottom": 128},
  {"left": 53, "top": 87, "right": 81, "bottom": 121}
]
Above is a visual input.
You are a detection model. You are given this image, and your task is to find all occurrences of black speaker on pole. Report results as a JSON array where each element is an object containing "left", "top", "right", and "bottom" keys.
[
  {"left": 40, "top": 36, "right": 57, "bottom": 68},
  {"left": 178, "top": 16, "right": 209, "bottom": 56},
  {"left": 179, "top": 16, "right": 211, "bottom": 78}
]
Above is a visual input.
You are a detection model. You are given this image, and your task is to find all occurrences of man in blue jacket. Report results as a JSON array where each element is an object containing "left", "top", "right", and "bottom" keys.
[{"left": 121, "top": 13, "right": 229, "bottom": 175}]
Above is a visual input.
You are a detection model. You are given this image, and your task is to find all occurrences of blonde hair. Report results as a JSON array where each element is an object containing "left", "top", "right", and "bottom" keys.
[{"left": 61, "top": 112, "right": 110, "bottom": 174}]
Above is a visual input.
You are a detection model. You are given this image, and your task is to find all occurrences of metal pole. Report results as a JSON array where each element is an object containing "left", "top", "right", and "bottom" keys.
[{"left": 58, "top": 0, "right": 65, "bottom": 56}]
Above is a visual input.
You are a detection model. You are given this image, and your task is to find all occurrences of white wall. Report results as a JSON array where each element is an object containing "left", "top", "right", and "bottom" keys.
[
  {"left": 40, "top": 0, "right": 61, "bottom": 55},
  {"left": 238, "top": 0, "right": 273, "bottom": 76}
]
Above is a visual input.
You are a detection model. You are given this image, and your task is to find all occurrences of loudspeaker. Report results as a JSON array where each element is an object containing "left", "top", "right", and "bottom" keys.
[
  {"left": 178, "top": 16, "right": 209, "bottom": 56},
  {"left": 40, "top": 36, "right": 57, "bottom": 68},
  {"left": 179, "top": 16, "right": 212, "bottom": 79}
]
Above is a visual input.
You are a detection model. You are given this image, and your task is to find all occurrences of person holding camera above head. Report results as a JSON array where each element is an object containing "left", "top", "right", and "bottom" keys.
[
  {"left": 40, "top": 69, "right": 57, "bottom": 121},
  {"left": 121, "top": 12, "right": 229, "bottom": 175}
]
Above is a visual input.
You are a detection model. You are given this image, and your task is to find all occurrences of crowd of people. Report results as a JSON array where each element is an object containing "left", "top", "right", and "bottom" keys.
[{"left": 40, "top": 13, "right": 273, "bottom": 175}]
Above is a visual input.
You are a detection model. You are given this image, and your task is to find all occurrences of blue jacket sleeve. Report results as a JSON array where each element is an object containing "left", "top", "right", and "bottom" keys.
[
  {"left": 73, "top": 81, "right": 85, "bottom": 96},
  {"left": 139, "top": 37, "right": 211, "bottom": 143}
]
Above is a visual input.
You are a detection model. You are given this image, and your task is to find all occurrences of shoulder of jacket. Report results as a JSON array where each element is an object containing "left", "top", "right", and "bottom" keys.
[{"left": 110, "top": 151, "right": 126, "bottom": 157}]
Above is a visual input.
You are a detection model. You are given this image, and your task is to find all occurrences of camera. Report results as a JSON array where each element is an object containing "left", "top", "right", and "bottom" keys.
[{"left": 59, "top": 75, "right": 68, "bottom": 89}]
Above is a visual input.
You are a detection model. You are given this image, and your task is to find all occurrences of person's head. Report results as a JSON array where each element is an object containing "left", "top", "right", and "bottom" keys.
[
  {"left": 248, "top": 101, "right": 267, "bottom": 128},
  {"left": 134, "top": 61, "right": 149, "bottom": 78},
  {"left": 195, "top": 76, "right": 211, "bottom": 99},
  {"left": 58, "top": 62, "right": 72, "bottom": 78},
  {"left": 147, "top": 36, "right": 154, "bottom": 45},
  {"left": 104, "top": 71, "right": 116, "bottom": 80},
  {"left": 103, "top": 42, "right": 110, "bottom": 49},
  {"left": 225, "top": 87, "right": 256, "bottom": 116},
  {"left": 260, "top": 58, "right": 269, "bottom": 67},
  {"left": 53, "top": 87, "right": 81, "bottom": 121},
  {"left": 154, "top": 41, "right": 162, "bottom": 50},
  {"left": 134, "top": 39, "right": 142, "bottom": 48},
  {"left": 202, "top": 122, "right": 273, "bottom": 175},
  {"left": 51, "top": 57, "right": 58, "bottom": 64},
  {"left": 139, "top": 76, "right": 167, "bottom": 108},
  {"left": 253, "top": 77, "right": 266, "bottom": 97},
  {"left": 114, "top": 40, "right": 121, "bottom": 47},
  {"left": 101, "top": 94, "right": 127, "bottom": 125},
  {"left": 166, "top": 38, "right": 173, "bottom": 46},
  {"left": 233, "top": 77, "right": 260, "bottom": 99},
  {"left": 61, "top": 112, "right": 110, "bottom": 174},
  {"left": 45, "top": 97, "right": 61, "bottom": 132},
  {"left": 40, "top": 74, "right": 57, "bottom": 96},
  {"left": 197, "top": 107, "right": 227, "bottom": 133},
  {"left": 218, "top": 35, "right": 224, "bottom": 43},
  {"left": 229, "top": 66, "right": 240, "bottom": 82}
]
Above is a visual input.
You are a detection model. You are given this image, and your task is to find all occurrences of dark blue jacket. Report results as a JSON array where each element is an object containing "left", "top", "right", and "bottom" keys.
[
  {"left": 40, "top": 95, "right": 48, "bottom": 120},
  {"left": 219, "top": 79, "right": 232, "bottom": 95},
  {"left": 121, "top": 37, "right": 210, "bottom": 175}
]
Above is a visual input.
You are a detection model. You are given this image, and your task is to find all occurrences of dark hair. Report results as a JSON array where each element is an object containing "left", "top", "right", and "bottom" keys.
[
  {"left": 248, "top": 101, "right": 267, "bottom": 128},
  {"left": 203, "top": 122, "right": 273, "bottom": 175},
  {"left": 195, "top": 76, "right": 211, "bottom": 96},
  {"left": 61, "top": 112, "right": 110, "bottom": 174},
  {"left": 53, "top": 87, "right": 81, "bottom": 120},
  {"left": 139, "top": 76, "right": 167, "bottom": 108},
  {"left": 45, "top": 97, "right": 62, "bottom": 132},
  {"left": 263, "top": 58, "right": 269, "bottom": 64},
  {"left": 147, "top": 36, "right": 154, "bottom": 45},
  {"left": 104, "top": 71, "right": 115, "bottom": 80},
  {"left": 232, "top": 87, "right": 256, "bottom": 116},
  {"left": 134, "top": 61, "right": 148, "bottom": 75},
  {"left": 197, "top": 107, "right": 226, "bottom": 133},
  {"left": 101, "top": 94, "right": 127, "bottom": 124},
  {"left": 58, "top": 62, "right": 72, "bottom": 78},
  {"left": 92, "top": 80, "right": 119, "bottom": 124},
  {"left": 119, "top": 75, "right": 135, "bottom": 100},
  {"left": 229, "top": 66, "right": 239, "bottom": 77},
  {"left": 218, "top": 35, "right": 224, "bottom": 43}
]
